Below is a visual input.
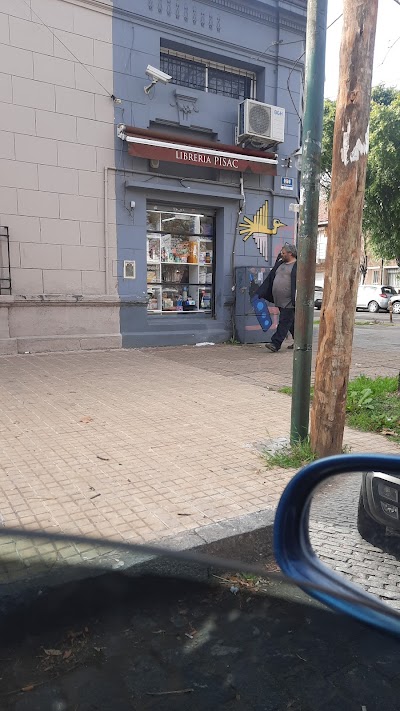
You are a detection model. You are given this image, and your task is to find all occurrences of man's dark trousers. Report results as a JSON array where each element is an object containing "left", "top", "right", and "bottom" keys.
[{"left": 271, "top": 307, "right": 295, "bottom": 350}]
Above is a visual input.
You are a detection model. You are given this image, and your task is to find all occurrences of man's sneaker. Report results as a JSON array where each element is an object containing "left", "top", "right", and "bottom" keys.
[
  {"left": 265, "top": 343, "right": 278, "bottom": 352},
  {"left": 287, "top": 344, "right": 294, "bottom": 350}
]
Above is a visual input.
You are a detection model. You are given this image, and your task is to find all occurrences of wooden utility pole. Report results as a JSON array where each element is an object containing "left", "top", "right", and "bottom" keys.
[{"left": 310, "top": 0, "right": 379, "bottom": 457}]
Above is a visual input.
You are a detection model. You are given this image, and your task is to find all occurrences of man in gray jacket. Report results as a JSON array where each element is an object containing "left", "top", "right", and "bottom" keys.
[{"left": 257, "top": 244, "right": 297, "bottom": 353}]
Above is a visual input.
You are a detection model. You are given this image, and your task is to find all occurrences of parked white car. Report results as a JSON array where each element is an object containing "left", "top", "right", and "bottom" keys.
[
  {"left": 389, "top": 293, "right": 400, "bottom": 314},
  {"left": 356, "top": 285, "right": 397, "bottom": 313}
]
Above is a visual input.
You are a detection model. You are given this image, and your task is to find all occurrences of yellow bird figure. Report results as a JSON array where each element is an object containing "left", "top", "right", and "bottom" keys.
[{"left": 239, "top": 200, "right": 286, "bottom": 241}]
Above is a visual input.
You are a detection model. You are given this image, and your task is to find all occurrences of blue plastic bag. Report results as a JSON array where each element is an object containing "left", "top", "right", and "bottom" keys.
[
  {"left": 250, "top": 295, "right": 272, "bottom": 332},
  {"left": 248, "top": 273, "right": 272, "bottom": 332}
]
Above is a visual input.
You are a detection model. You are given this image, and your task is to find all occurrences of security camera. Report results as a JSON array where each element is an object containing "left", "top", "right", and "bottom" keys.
[
  {"left": 146, "top": 65, "right": 172, "bottom": 83},
  {"left": 144, "top": 65, "right": 172, "bottom": 94}
]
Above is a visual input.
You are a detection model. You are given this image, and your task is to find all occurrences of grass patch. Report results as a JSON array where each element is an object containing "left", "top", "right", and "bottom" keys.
[
  {"left": 264, "top": 438, "right": 351, "bottom": 469},
  {"left": 279, "top": 386, "right": 293, "bottom": 396},
  {"left": 279, "top": 375, "right": 400, "bottom": 442},
  {"left": 226, "top": 337, "right": 241, "bottom": 345},
  {"left": 264, "top": 437, "right": 317, "bottom": 469},
  {"left": 346, "top": 375, "right": 400, "bottom": 441},
  {"left": 279, "top": 385, "right": 314, "bottom": 398},
  {"left": 347, "top": 374, "right": 397, "bottom": 398}
]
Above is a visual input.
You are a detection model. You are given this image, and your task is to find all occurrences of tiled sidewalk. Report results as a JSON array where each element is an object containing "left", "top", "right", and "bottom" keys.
[{"left": 0, "top": 341, "right": 398, "bottom": 586}]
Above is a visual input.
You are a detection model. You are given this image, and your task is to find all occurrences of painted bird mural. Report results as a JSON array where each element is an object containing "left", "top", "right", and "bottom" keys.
[{"left": 239, "top": 200, "right": 286, "bottom": 260}]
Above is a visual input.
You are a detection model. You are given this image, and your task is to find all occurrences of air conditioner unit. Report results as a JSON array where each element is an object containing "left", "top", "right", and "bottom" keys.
[{"left": 237, "top": 99, "right": 285, "bottom": 145}]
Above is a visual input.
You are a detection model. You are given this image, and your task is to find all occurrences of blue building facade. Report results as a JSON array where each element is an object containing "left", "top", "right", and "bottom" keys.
[{"left": 112, "top": 0, "right": 306, "bottom": 347}]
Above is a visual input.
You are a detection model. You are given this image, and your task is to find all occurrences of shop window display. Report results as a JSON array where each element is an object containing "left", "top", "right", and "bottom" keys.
[{"left": 146, "top": 206, "right": 215, "bottom": 314}]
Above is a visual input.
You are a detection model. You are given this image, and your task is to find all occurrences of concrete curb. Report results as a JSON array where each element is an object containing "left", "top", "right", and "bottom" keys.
[{"left": 0, "top": 507, "right": 277, "bottom": 617}]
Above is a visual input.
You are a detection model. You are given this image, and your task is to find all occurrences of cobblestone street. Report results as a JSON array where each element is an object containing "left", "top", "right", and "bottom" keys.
[{"left": 310, "top": 474, "right": 400, "bottom": 609}]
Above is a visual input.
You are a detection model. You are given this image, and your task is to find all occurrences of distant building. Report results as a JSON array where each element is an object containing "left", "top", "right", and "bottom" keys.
[
  {"left": 316, "top": 198, "right": 399, "bottom": 290},
  {"left": 363, "top": 257, "right": 400, "bottom": 289},
  {"left": 0, "top": 0, "right": 306, "bottom": 353},
  {"left": 315, "top": 199, "right": 328, "bottom": 287}
]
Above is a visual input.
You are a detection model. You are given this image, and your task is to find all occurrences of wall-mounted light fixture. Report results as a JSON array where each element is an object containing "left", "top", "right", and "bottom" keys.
[{"left": 292, "top": 147, "right": 303, "bottom": 172}]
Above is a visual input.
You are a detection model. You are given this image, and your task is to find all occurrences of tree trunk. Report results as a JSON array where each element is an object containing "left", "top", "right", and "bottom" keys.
[{"left": 310, "top": 0, "right": 379, "bottom": 457}]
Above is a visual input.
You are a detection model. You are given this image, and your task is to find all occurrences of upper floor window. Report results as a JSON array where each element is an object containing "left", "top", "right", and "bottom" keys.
[
  {"left": 372, "top": 269, "right": 380, "bottom": 285},
  {"left": 316, "top": 229, "right": 327, "bottom": 263},
  {"left": 160, "top": 47, "right": 256, "bottom": 101},
  {"left": 385, "top": 268, "right": 400, "bottom": 288}
]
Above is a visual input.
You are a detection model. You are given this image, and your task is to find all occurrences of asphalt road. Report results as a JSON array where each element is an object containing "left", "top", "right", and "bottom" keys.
[
  {"left": 309, "top": 474, "right": 400, "bottom": 610},
  {"left": 312, "top": 319, "right": 399, "bottom": 381},
  {"left": 1, "top": 566, "right": 400, "bottom": 710},
  {"left": 353, "top": 310, "right": 398, "bottom": 322},
  {"left": 334, "top": 321, "right": 399, "bottom": 352},
  {"left": 315, "top": 308, "right": 399, "bottom": 324}
]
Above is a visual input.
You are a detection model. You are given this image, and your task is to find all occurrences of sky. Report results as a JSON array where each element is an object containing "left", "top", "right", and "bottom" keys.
[{"left": 325, "top": 0, "right": 400, "bottom": 99}]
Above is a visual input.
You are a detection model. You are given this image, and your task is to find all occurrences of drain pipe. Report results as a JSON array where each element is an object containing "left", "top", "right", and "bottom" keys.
[
  {"left": 230, "top": 174, "right": 246, "bottom": 340},
  {"left": 104, "top": 166, "right": 110, "bottom": 295}
]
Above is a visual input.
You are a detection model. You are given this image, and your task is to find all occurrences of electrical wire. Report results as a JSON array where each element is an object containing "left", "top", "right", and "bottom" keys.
[
  {"left": 287, "top": 51, "right": 306, "bottom": 122},
  {"left": 287, "top": 13, "right": 344, "bottom": 123},
  {"left": 17, "top": 0, "right": 143, "bottom": 220},
  {"left": 379, "top": 34, "right": 400, "bottom": 67},
  {"left": 19, "top": 0, "right": 344, "bottom": 124},
  {"left": 327, "top": 12, "right": 343, "bottom": 30},
  {"left": 18, "top": 0, "right": 113, "bottom": 99},
  {"left": 378, "top": 0, "right": 400, "bottom": 68},
  {"left": 254, "top": 12, "right": 343, "bottom": 66},
  {"left": 252, "top": 39, "right": 302, "bottom": 63}
]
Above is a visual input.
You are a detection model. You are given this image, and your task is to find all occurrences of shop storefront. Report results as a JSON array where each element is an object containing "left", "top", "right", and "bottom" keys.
[
  {"left": 146, "top": 205, "right": 215, "bottom": 315},
  {"left": 117, "top": 125, "right": 288, "bottom": 348}
]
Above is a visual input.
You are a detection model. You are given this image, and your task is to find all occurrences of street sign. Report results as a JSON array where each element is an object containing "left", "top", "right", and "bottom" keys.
[{"left": 281, "top": 176, "right": 294, "bottom": 190}]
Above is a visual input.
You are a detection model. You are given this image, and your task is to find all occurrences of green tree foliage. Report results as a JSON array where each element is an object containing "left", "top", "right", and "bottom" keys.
[
  {"left": 364, "top": 88, "right": 400, "bottom": 264},
  {"left": 370, "top": 84, "right": 398, "bottom": 107},
  {"left": 320, "top": 85, "right": 400, "bottom": 263},
  {"left": 320, "top": 98, "right": 336, "bottom": 197}
]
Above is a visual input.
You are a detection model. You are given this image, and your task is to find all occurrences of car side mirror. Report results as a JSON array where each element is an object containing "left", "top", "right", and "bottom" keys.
[{"left": 274, "top": 454, "right": 400, "bottom": 637}]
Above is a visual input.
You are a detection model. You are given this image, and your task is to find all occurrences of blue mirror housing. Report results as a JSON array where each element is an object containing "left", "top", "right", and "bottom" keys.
[{"left": 274, "top": 454, "right": 400, "bottom": 638}]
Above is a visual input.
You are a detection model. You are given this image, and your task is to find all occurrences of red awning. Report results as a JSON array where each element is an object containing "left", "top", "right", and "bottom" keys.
[{"left": 118, "top": 125, "right": 278, "bottom": 176}]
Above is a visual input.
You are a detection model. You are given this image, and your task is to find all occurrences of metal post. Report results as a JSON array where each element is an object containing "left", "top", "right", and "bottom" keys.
[{"left": 290, "top": 0, "right": 328, "bottom": 443}]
